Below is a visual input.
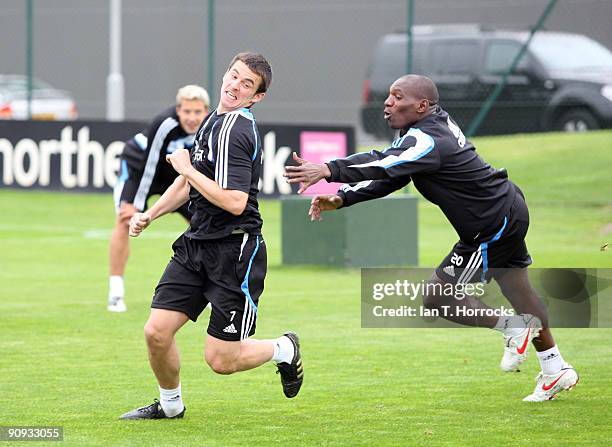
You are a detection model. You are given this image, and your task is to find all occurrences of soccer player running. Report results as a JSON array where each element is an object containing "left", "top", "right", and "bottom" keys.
[
  {"left": 120, "top": 53, "right": 303, "bottom": 419},
  {"left": 284, "top": 74, "right": 577, "bottom": 402},
  {"left": 108, "top": 85, "right": 210, "bottom": 312}
]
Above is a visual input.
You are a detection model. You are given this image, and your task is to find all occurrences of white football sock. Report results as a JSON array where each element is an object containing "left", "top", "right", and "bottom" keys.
[
  {"left": 536, "top": 345, "right": 565, "bottom": 375},
  {"left": 271, "top": 336, "right": 295, "bottom": 364},
  {"left": 493, "top": 315, "right": 527, "bottom": 338},
  {"left": 109, "top": 275, "right": 124, "bottom": 299},
  {"left": 159, "top": 384, "right": 184, "bottom": 417}
]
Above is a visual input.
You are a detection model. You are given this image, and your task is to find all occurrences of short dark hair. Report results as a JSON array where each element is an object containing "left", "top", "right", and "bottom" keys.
[
  {"left": 227, "top": 52, "right": 272, "bottom": 94},
  {"left": 397, "top": 74, "right": 439, "bottom": 104}
]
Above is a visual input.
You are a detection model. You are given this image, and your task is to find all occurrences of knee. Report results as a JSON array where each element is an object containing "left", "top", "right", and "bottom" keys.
[
  {"left": 422, "top": 276, "right": 449, "bottom": 310},
  {"left": 204, "top": 353, "right": 236, "bottom": 376},
  {"left": 117, "top": 203, "right": 137, "bottom": 227},
  {"left": 423, "top": 289, "right": 442, "bottom": 310},
  {"left": 117, "top": 213, "right": 132, "bottom": 229},
  {"left": 144, "top": 322, "right": 172, "bottom": 349},
  {"left": 118, "top": 216, "right": 131, "bottom": 228},
  {"left": 204, "top": 351, "right": 236, "bottom": 375},
  {"left": 114, "top": 213, "right": 132, "bottom": 231}
]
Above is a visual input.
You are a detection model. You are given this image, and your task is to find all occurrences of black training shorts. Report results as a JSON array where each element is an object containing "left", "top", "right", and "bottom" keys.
[
  {"left": 436, "top": 188, "right": 532, "bottom": 284},
  {"left": 152, "top": 232, "right": 266, "bottom": 341}
]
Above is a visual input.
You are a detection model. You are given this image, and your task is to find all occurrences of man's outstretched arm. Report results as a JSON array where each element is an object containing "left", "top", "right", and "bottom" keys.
[
  {"left": 336, "top": 176, "right": 411, "bottom": 208},
  {"left": 309, "top": 176, "right": 411, "bottom": 221},
  {"left": 284, "top": 151, "right": 388, "bottom": 194},
  {"left": 285, "top": 129, "right": 438, "bottom": 193}
]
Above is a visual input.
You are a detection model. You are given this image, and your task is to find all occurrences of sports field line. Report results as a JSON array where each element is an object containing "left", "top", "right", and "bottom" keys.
[{"left": 0, "top": 224, "right": 184, "bottom": 240}]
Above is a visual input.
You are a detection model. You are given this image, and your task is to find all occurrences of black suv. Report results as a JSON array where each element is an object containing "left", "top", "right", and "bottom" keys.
[{"left": 361, "top": 25, "right": 612, "bottom": 138}]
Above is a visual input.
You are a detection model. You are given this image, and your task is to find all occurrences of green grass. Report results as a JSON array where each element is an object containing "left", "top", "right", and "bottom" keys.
[{"left": 1, "top": 130, "right": 611, "bottom": 446}]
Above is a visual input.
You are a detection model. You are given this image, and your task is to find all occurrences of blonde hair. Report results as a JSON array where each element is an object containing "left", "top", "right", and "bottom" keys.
[{"left": 176, "top": 85, "right": 210, "bottom": 107}]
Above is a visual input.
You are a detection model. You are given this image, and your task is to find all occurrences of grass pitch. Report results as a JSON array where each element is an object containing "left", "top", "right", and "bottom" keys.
[{"left": 1, "top": 131, "right": 611, "bottom": 446}]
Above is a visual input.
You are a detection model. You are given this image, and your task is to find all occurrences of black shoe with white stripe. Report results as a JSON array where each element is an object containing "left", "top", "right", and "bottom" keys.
[
  {"left": 119, "top": 399, "right": 185, "bottom": 420},
  {"left": 276, "top": 332, "right": 304, "bottom": 398}
]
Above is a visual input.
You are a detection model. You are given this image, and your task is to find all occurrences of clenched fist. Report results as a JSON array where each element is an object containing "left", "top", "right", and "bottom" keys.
[{"left": 129, "top": 212, "right": 151, "bottom": 237}]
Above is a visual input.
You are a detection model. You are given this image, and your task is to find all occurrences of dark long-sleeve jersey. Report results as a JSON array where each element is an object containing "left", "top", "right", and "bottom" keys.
[
  {"left": 328, "top": 107, "right": 516, "bottom": 243},
  {"left": 121, "top": 106, "right": 195, "bottom": 210},
  {"left": 185, "top": 108, "right": 264, "bottom": 240}
]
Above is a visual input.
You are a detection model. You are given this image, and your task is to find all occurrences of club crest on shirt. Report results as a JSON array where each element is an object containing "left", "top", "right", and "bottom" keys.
[{"left": 192, "top": 142, "right": 204, "bottom": 162}]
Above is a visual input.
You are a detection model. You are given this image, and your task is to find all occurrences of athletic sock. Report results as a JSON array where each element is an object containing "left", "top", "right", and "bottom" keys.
[
  {"left": 159, "top": 384, "right": 184, "bottom": 417},
  {"left": 109, "top": 275, "right": 124, "bottom": 299},
  {"left": 493, "top": 315, "right": 526, "bottom": 337},
  {"left": 272, "top": 335, "right": 295, "bottom": 364},
  {"left": 536, "top": 345, "right": 565, "bottom": 375}
]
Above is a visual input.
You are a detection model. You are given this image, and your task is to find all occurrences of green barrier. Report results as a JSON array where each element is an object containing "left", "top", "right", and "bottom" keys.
[{"left": 281, "top": 195, "right": 418, "bottom": 267}]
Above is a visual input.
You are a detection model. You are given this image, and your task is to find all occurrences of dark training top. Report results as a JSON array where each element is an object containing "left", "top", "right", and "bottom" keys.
[
  {"left": 328, "top": 107, "right": 517, "bottom": 243},
  {"left": 185, "top": 108, "right": 264, "bottom": 240},
  {"left": 121, "top": 106, "right": 195, "bottom": 210}
]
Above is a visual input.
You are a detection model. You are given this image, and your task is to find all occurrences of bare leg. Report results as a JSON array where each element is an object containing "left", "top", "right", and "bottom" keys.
[
  {"left": 144, "top": 309, "right": 190, "bottom": 388},
  {"left": 204, "top": 335, "right": 274, "bottom": 375},
  {"left": 109, "top": 220, "right": 130, "bottom": 276},
  {"left": 496, "top": 268, "right": 555, "bottom": 351},
  {"left": 109, "top": 203, "right": 137, "bottom": 276},
  {"left": 423, "top": 272, "right": 499, "bottom": 328}
]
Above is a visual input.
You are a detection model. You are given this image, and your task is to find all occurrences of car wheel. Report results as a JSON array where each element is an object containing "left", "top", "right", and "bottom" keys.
[{"left": 555, "top": 109, "right": 600, "bottom": 132}]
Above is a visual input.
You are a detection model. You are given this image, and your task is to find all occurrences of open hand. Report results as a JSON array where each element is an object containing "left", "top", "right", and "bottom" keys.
[
  {"left": 284, "top": 152, "right": 332, "bottom": 194},
  {"left": 309, "top": 194, "right": 343, "bottom": 221}
]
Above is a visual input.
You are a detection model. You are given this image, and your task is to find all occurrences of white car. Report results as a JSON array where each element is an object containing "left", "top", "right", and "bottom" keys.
[{"left": 0, "top": 74, "right": 77, "bottom": 120}]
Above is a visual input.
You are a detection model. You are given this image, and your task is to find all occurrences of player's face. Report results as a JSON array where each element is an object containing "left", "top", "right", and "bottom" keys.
[
  {"left": 218, "top": 60, "right": 265, "bottom": 113},
  {"left": 176, "top": 99, "right": 208, "bottom": 134},
  {"left": 383, "top": 80, "right": 429, "bottom": 129}
]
